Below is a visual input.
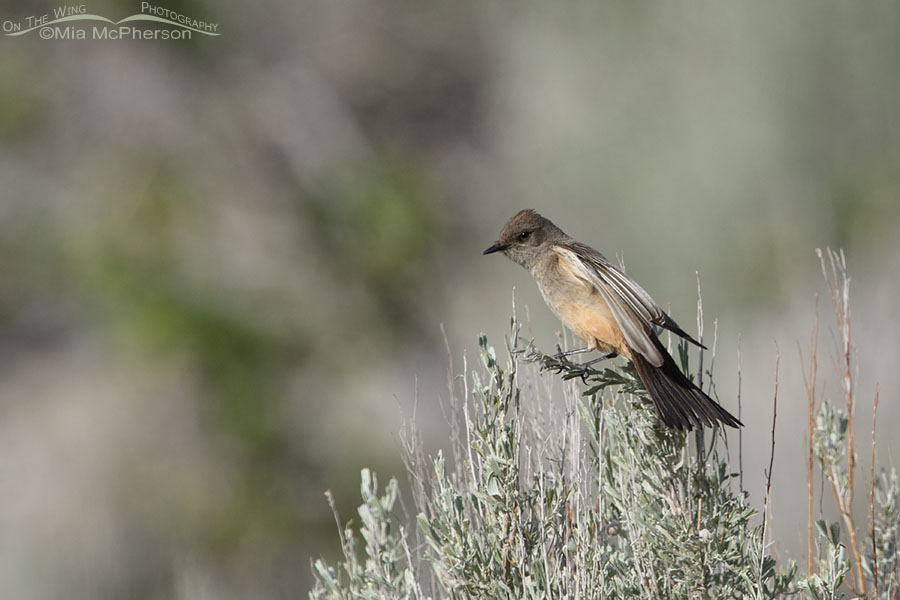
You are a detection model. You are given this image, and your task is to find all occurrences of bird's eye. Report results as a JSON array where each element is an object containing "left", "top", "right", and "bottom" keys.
[{"left": 519, "top": 230, "right": 532, "bottom": 240}]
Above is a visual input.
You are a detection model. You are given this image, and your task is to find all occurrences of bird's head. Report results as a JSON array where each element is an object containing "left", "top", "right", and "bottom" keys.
[{"left": 483, "top": 209, "right": 565, "bottom": 270}]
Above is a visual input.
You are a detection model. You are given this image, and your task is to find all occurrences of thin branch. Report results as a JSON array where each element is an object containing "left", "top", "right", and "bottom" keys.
[
  {"left": 696, "top": 271, "right": 705, "bottom": 391},
  {"left": 325, "top": 490, "right": 352, "bottom": 561},
  {"left": 818, "top": 247, "right": 865, "bottom": 594},
  {"left": 696, "top": 272, "right": 705, "bottom": 463},
  {"left": 870, "top": 385, "right": 880, "bottom": 599},
  {"left": 799, "top": 298, "right": 819, "bottom": 576},
  {"left": 758, "top": 346, "right": 779, "bottom": 599},
  {"left": 823, "top": 452, "right": 866, "bottom": 597},
  {"left": 737, "top": 335, "right": 743, "bottom": 495}
]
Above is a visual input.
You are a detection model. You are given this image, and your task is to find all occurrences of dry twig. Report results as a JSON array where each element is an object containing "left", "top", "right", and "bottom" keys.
[
  {"left": 799, "top": 299, "right": 819, "bottom": 576},
  {"left": 758, "top": 347, "right": 779, "bottom": 599},
  {"left": 870, "top": 386, "right": 880, "bottom": 599},
  {"left": 817, "top": 247, "right": 865, "bottom": 597}
]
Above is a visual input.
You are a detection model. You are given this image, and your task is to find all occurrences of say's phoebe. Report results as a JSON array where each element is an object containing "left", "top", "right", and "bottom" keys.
[{"left": 484, "top": 209, "right": 741, "bottom": 430}]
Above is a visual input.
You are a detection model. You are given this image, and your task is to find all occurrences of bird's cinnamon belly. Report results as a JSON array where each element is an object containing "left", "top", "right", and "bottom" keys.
[{"left": 546, "top": 295, "right": 631, "bottom": 359}]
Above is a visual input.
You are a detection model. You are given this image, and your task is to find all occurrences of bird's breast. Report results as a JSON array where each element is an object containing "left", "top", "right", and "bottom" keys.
[{"left": 534, "top": 264, "right": 630, "bottom": 358}]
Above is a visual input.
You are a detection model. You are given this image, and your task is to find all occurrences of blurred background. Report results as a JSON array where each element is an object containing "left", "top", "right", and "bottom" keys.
[{"left": 2, "top": 1, "right": 899, "bottom": 597}]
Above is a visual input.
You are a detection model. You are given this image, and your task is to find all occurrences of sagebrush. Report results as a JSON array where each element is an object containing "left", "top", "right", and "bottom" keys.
[{"left": 311, "top": 249, "right": 898, "bottom": 599}]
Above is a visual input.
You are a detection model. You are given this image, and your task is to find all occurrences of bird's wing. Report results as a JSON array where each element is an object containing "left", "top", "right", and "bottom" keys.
[
  {"left": 552, "top": 243, "right": 700, "bottom": 367},
  {"left": 563, "top": 243, "right": 707, "bottom": 348}
]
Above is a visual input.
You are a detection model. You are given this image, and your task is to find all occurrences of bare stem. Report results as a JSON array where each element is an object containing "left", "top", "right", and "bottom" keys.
[
  {"left": 818, "top": 247, "right": 865, "bottom": 594},
  {"left": 737, "top": 336, "right": 743, "bottom": 495},
  {"left": 870, "top": 386, "right": 880, "bottom": 599},
  {"left": 758, "top": 347, "right": 779, "bottom": 599},
  {"left": 799, "top": 298, "right": 819, "bottom": 576},
  {"left": 823, "top": 453, "right": 865, "bottom": 597}
]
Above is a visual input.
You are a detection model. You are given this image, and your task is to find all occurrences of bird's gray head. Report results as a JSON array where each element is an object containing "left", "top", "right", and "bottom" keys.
[{"left": 483, "top": 209, "right": 566, "bottom": 270}]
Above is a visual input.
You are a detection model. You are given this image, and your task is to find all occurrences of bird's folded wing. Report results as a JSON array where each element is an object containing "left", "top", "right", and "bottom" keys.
[
  {"left": 570, "top": 243, "right": 707, "bottom": 349},
  {"left": 552, "top": 244, "right": 665, "bottom": 367}
]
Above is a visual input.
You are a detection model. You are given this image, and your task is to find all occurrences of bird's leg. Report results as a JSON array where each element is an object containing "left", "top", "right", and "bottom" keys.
[
  {"left": 583, "top": 351, "right": 618, "bottom": 367},
  {"left": 552, "top": 346, "right": 594, "bottom": 360}
]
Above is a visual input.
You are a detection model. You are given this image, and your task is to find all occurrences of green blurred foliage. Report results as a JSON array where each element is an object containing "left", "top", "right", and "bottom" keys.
[
  {"left": 0, "top": 59, "right": 44, "bottom": 142},
  {"left": 46, "top": 157, "right": 319, "bottom": 573},
  {"left": 831, "top": 163, "right": 900, "bottom": 254},
  {"left": 68, "top": 160, "right": 305, "bottom": 452},
  {"left": 299, "top": 154, "right": 438, "bottom": 334}
]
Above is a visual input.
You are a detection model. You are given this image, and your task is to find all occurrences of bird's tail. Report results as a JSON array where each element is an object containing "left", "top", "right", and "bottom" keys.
[{"left": 630, "top": 343, "right": 742, "bottom": 430}]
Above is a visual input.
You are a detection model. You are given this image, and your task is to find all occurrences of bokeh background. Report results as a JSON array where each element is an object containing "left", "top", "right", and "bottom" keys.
[{"left": 2, "top": 1, "right": 899, "bottom": 597}]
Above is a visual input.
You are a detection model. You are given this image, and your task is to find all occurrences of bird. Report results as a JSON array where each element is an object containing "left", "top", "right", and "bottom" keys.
[{"left": 483, "top": 209, "right": 741, "bottom": 430}]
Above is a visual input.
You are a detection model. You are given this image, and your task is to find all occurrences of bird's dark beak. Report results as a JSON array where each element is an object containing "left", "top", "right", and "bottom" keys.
[{"left": 483, "top": 242, "right": 508, "bottom": 255}]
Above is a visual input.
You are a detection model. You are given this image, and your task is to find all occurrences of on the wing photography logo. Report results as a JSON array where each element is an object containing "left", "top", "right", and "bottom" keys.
[{"left": 3, "top": 3, "right": 220, "bottom": 40}]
